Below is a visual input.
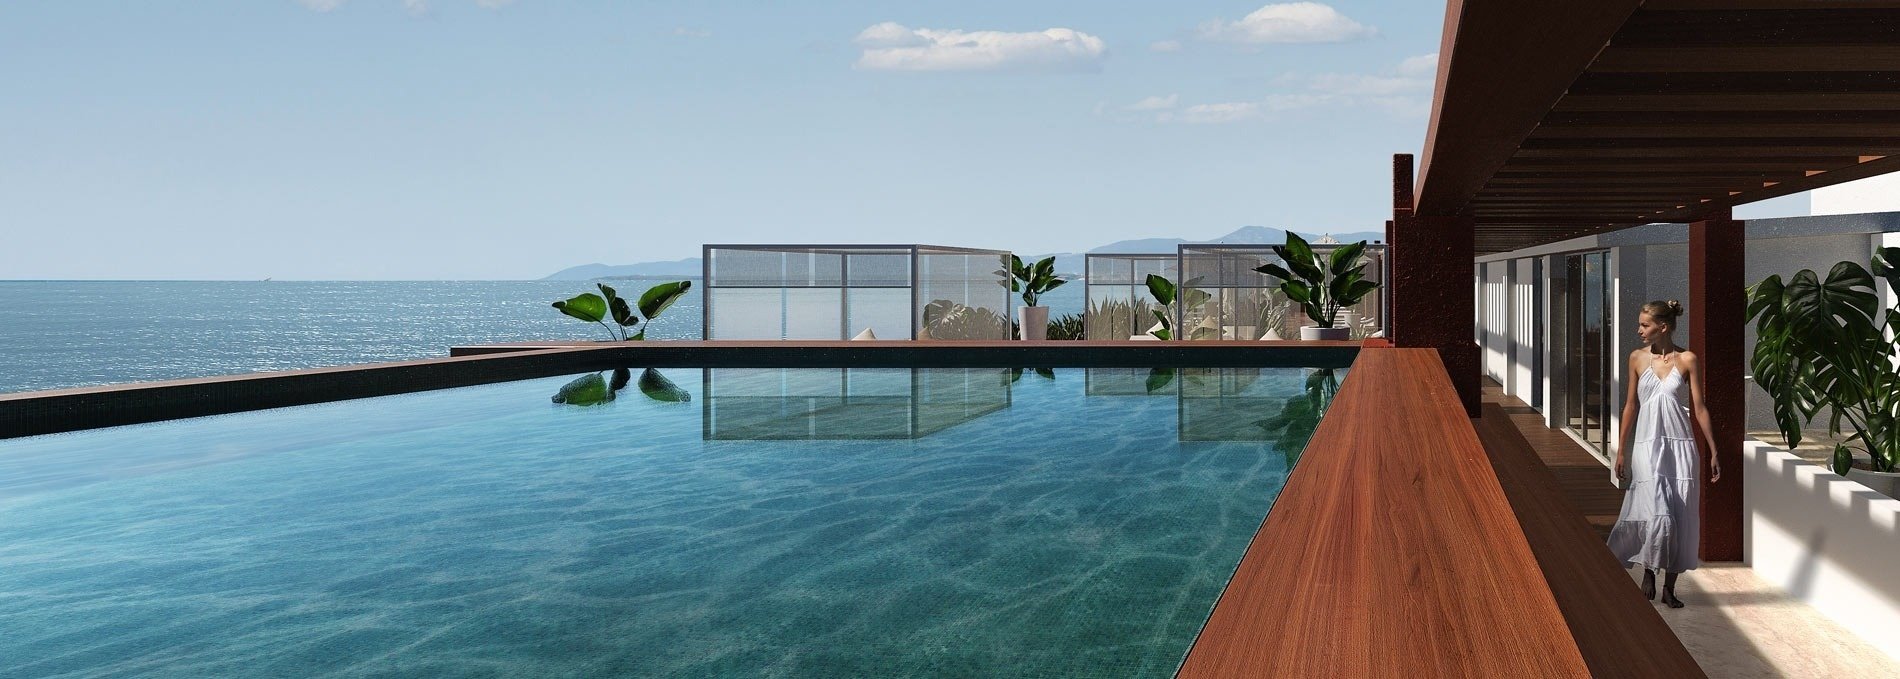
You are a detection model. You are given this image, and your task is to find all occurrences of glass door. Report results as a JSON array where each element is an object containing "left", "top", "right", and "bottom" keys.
[{"left": 1560, "top": 251, "right": 1612, "bottom": 455}]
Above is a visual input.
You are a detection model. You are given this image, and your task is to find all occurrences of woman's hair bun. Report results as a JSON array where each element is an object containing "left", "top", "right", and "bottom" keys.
[{"left": 1641, "top": 299, "right": 1684, "bottom": 327}]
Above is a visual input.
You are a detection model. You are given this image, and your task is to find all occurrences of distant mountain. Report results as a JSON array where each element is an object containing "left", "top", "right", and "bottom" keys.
[
  {"left": 545, "top": 226, "right": 1387, "bottom": 280},
  {"left": 1023, "top": 226, "right": 1387, "bottom": 276},
  {"left": 542, "top": 258, "right": 702, "bottom": 281}
]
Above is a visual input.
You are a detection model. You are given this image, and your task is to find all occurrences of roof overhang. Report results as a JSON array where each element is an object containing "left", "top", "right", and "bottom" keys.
[{"left": 1416, "top": 0, "right": 1900, "bottom": 254}]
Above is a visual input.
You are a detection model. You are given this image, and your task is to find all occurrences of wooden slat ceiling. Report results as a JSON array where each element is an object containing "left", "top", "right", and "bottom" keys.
[{"left": 1416, "top": 1, "right": 1900, "bottom": 254}]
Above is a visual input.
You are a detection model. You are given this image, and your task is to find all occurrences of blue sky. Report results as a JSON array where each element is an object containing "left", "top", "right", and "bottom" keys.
[{"left": 0, "top": 2, "right": 1803, "bottom": 280}]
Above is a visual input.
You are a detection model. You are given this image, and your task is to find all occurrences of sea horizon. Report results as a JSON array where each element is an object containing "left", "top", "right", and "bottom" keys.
[{"left": 0, "top": 280, "right": 1086, "bottom": 395}]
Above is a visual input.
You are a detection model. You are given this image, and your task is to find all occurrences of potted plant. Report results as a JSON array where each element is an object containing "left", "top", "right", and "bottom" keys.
[
  {"left": 1253, "top": 233, "right": 1378, "bottom": 341},
  {"left": 1747, "top": 246, "right": 1900, "bottom": 498},
  {"left": 1007, "top": 256, "right": 1069, "bottom": 340},
  {"left": 552, "top": 281, "right": 691, "bottom": 341}
]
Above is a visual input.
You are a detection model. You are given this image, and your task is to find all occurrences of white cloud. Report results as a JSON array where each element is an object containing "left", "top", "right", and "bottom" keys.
[
  {"left": 674, "top": 27, "right": 712, "bottom": 38},
  {"left": 1150, "top": 40, "right": 1182, "bottom": 53},
  {"left": 853, "top": 22, "right": 1108, "bottom": 72},
  {"left": 1197, "top": 2, "right": 1374, "bottom": 44},
  {"left": 1398, "top": 52, "right": 1438, "bottom": 77},
  {"left": 1365, "top": 96, "right": 1432, "bottom": 118},
  {"left": 1290, "top": 54, "right": 1436, "bottom": 118},
  {"left": 1155, "top": 94, "right": 1330, "bottom": 124},
  {"left": 1306, "top": 73, "right": 1431, "bottom": 96},
  {"left": 1162, "top": 102, "right": 1262, "bottom": 124},
  {"left": 294, "top": 0, "right": 513, "bottom": 12},
  {"left": 1124, "top": 94, "right": 1178, "bottom": 111}
]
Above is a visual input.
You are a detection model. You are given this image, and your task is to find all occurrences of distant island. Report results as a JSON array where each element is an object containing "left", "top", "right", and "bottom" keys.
[{"left": 542, "top": 226, "right": 1385, "bottom": 280}]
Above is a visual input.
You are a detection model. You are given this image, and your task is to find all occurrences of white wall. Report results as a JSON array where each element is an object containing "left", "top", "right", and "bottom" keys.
[
  {"left": 1541, "top": 255, "right": 1559, "bottom": 428},
  {"left": 1745, "top": 440, "right": 1900, "bottom": 664},
  {"left": 1882, "top": 232, "right": 1900, "bottom": 317},
  {"left": 1511, "top": 258, "right": 1536, "bottom": 405},
  {"left": 1482, "top": 262, "right": 1511, "bottom": 388},
  {"left": 1813, "top": 173, "right": 1900, "bottom": 216}
]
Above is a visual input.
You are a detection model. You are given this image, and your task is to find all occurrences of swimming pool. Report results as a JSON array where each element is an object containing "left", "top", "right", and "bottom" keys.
[{"left": 0, "top": 366, "right": 1343, "bottom": 677}]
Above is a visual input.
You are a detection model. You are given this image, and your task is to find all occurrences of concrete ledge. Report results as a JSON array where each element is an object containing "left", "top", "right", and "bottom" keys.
[
  {"left": 1744, "top": 439, "right": 1900, "bottom": 664},
  {"left": 448, "top": 340, "right": 1361, "bottom": 368},
  {"left": 2, "top": 341, "right": 1358, "bottom": 440},
  {"left": 0, "top": 348, "right": 625, "bottom": 440}
]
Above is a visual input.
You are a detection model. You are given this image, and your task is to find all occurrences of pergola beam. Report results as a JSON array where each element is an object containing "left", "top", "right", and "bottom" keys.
[{"left": 1413, "top": 0, "right": 1646, "bottom": 217}]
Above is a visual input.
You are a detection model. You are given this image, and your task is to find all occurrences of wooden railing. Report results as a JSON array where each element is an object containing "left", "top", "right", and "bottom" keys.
[{"left": 1179, "top": 348, "right": 1701, "bottom": 677}]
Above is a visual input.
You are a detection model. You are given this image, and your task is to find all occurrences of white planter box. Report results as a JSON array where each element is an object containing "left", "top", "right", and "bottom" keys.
[
  {"left": 1300, "top": 326, "right": 1350, "bottom": 341},
  {"left": 1744, "top": 439, "right": 1900, "bottom": 664}
]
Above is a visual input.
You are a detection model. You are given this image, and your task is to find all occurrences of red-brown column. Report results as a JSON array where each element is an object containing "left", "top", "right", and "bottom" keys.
[
  {"left": 1391, "top": 214, "right": 1480, "bottom": 416},
  {"left": 1690, "top": 209, "right": 1744, "bottom": 562},
  {"left": 1389, "top": 153, "right": 1478, "bottom": 415}
]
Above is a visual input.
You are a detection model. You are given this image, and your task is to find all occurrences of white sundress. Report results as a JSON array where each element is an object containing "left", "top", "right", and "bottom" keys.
[{"left": 1607, "top": 364, "right": 1702, "bottom": 573}]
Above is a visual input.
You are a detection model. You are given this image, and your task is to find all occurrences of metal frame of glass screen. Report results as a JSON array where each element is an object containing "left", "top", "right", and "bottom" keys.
[
  {"left": 1551, "top": 250, "right": 1612, "bottom": 456},
  {"left": 702, "top": 244, "right": 1012, "bottom": 340},
  {"left": 1083, "top": 254, "right": 1178, "bottom": 340},
  {"left": 1178, "top": 243, "right": 1388, "bottom": 340},
  {"left": 701, "top": 367, "right": 1013, "bottom": 440},
  {"left": 1083, "top": 244, "right": 1389, "bottom": 341}
]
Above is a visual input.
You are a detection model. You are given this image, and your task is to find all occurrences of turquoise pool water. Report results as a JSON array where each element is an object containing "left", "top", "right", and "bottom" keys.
[{"left": 0, "top": 366, "right": 1341, "bottom": 677}]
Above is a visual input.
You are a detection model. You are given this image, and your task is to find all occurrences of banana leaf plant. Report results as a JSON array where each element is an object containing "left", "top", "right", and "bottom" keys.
[
  {"left": 1253, "top": 368, "right": 1342, "bottom": 466},
  {"left": 1144, "top": 274, "right": 1212, "bottom": 340},
  {"left": 1746, "top": 247, "right": 1900, "bottom": 474},
  {"left": 552, "top": 281, "right": 692, "bottom": 341},
  {"left": 551, "top": 367, "right": 691, "bottom": 406},
  {"left": 1004, "top": 256, "right": 1070, "bottom": 308},
  {"left": 1252, "top": 233, "right": 1378, "bottom": 329}
]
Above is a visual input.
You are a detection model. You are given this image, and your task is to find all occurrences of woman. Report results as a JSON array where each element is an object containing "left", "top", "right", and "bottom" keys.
[{"left": 1607, "top": 300, "right": 1721, "bottom": 608}]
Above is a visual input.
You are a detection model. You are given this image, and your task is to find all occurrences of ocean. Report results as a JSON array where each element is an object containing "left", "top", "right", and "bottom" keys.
[{"left": 0, "top": 281, "right": 1085, "bottom": 394}]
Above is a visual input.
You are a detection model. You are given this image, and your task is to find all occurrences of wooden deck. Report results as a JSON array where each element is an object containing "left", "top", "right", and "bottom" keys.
[
  {"left": 1474, "top": 380, "right": 1703, "bottom": 677},
  {"left": 1179, "top": 349, "right": 1593, "bottom": 677},
  {"left": 1178, "top": 349, "right": 1702, "bottom": 677},
  {"left": 1479, "top": 381, "right": 1625, "bottom": 539}
]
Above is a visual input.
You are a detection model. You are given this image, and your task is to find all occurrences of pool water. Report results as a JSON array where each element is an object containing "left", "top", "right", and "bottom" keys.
[{"left": 0, "top": 366, "right": 1342, "bottom": 677}]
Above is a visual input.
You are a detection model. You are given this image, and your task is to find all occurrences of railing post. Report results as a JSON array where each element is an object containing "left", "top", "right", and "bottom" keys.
[{"left": 1690, "top": 209, "right": 1744, "bottom": 562}]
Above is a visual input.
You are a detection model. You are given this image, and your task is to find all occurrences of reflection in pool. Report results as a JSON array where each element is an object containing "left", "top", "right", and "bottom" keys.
[{"left": 0, "top": 366, "right": 1343, "bottom": 678}]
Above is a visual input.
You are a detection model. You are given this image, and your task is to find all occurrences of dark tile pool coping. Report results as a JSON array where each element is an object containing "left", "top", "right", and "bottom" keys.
[{"left": 1, "top": 340, "right": 1360, "bottom": 439}]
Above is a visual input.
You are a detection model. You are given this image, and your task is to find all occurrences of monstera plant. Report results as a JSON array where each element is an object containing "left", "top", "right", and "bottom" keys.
[
  {"left": 552, "top": 281, "right": 691, "bottom": 341},
  {"left": 1253, "top": 233, "right": 1378, "bottom": 340},
  {"left": 1747, "top": 247, "right": 1900, "bottom": 480}
]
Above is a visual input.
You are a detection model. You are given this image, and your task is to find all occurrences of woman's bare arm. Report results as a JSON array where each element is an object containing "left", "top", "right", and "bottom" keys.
[
  {"left": 1681, "top": 352, "right": 1722, "bottom": 482},
  {"left": 1617, "top": 350, "right": 1642, "bottom": 481}
]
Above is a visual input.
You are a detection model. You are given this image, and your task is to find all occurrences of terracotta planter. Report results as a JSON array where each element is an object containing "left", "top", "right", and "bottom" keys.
[
  {"left": 1018, "top": 306, "right": 1049, "bottom": 341},
  {"left": 1300, "top": 325, "right": 1350, "bottom": 341}
]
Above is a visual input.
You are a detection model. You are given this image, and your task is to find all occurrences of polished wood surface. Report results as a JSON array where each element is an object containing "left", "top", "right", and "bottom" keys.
[
  {"left": 1179, "top": 349, "right": 1592, "bottom": 677},
  {"left": 1475, "top": 384, "right": 1706, "bottom": 677},
  {"left": 1478, "top": 383, "right": 1624, "bottom": 538}
]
